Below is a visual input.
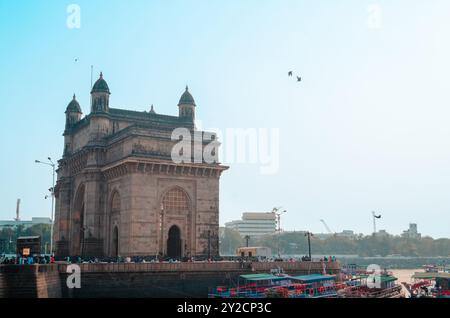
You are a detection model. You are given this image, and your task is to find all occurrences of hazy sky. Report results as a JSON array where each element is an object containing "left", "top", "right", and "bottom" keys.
[{"left": 1, "top": 1, "right": 450, "bottom": 238}]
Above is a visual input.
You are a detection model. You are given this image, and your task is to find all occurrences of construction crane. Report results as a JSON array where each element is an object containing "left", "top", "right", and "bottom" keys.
[{"left": 320, "top": 219, "right": 334, "bottom": 234}]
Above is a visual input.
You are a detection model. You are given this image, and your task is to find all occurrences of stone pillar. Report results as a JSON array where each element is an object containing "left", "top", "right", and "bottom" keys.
[
  {"left": 54, "top": 178, "right": 72, "bottom": 257},
  {"left": 82, "top": 171, "right": 105, "bottom": 257},
  {"left": 195, "top": 177, "right": 220, "bottom": 257},
  {"left": 123, "top": 172, "right": 158, "bottom": 256}
]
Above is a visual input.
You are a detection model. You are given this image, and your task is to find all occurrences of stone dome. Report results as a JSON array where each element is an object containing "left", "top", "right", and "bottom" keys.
[
  {"left": 65, "top": 94, "right": 82, "bottom": 113},
  {"left": 91, "top": 72, "right": 110, "bottom": 94},
  {"left": 178, "top": 86, "right": 196, "bottom": 106}
]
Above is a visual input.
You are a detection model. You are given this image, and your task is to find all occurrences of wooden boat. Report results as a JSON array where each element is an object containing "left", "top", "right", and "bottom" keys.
[
  {"left": 408, "top": 271, "right": 450, "bottom": 298},
  {"left": 208, "top": 273, "right": 342, "bottom": 298},
  {"left": 339, "top": 272, "right": 403, "bottom": 298}
]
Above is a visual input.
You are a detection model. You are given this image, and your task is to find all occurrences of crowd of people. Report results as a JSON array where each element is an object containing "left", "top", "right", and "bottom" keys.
[
  {"left": 1, "top": 253, "right": 338, "bottom": 265},
  {"left": 321, "top": 256, "right": 338, "bottom": 262},
  {"left": 0, "top": 254, "right": 55, "bottom": 265}
]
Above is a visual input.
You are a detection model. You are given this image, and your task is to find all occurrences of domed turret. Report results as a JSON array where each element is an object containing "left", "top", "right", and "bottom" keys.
[
  {"left": 66, "top": 94, "right": 82, "bottom": 113},
  {"left": 91, "top": 72, "right": 110, "bottom": 94},
  {"left": 65, "top": 94, "right": 82, "bottom": 129},
  {"left": 178, "top": 86, "right": 196, "bottom": 106},
  {"left": 91, "top": 72, "right": 110, "bottom": 113},
  {"left": 178, "top": 86, "right": 196, "bottom": 121}
]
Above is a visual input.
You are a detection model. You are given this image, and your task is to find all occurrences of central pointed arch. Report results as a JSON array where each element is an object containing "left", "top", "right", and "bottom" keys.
[
  {"left": 160, "top": 186, "right": 192, "bottom": 257},
  {"left": 167, "top": 225, "right": 181, "bottom": 258}
]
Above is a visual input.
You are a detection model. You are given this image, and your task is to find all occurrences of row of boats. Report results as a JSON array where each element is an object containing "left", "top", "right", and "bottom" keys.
[
  {"left": 209, "top": 264, "right": 450, "bottom": 298},
  {"left": 403, "top": 265, "right": 450, "bottom": 298},
  {"left": 209, "top": 272, "right": 402, "bottom": 298}
]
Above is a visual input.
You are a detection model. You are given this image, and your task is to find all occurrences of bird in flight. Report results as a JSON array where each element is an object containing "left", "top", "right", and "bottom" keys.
[
  {"left": 75, "top": 58, "right": 79, "bottom": 62},
  {"left": 288, "top": 71, "right": 293, "bottom": 76},
  {"left": 297, "top": 76, "right": 302, "bottom": 82},
  {"left": 373, "top": 212, "right": 382, "bottom": 219}
]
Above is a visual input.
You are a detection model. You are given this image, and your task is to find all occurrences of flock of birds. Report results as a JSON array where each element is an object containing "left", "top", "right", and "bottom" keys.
[{"left": 288, "top": 71, "right": 301, "bottom": 82}]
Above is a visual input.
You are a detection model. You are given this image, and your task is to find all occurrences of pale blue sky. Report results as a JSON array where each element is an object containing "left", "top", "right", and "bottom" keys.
[{"left": 1, "top": 1, "right": 450, "bottom": 238}]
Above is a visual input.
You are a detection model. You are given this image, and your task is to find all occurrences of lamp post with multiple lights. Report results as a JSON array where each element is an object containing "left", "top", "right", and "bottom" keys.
[
  {"left": 35, "top": 157, "right": 56, "bottom": 255},
  {"left": 272, "top": 207, "right": 287, "bottom": 259}
]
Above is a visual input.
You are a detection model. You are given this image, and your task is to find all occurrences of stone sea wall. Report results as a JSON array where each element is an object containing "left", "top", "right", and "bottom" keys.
[
  {"left": 0, "top": 264, "right": 61, "bottom": 298},
  {"left": 0, "top": 261, "right": 341, "bottom": 298}
]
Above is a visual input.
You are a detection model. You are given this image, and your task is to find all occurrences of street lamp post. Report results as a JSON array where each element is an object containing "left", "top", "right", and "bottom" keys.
[
  {"left": 159, "top": 203, "right": 164, "bottom": 258},
  {"left": 305, "top": 231, "right": 313, "bottom": 261},
  {"left": 272, "top": 207, "right": 286, "bottom": 259},
  {"left": 35, "top": 157, "right": 56, "bottom": 255},
  {"left": 207, "top": 230, "right": 211, "bottom": 260},
  {"left": 81, "top": 226, "right": 89, "bottom": 257},
  {"left": 244, "top": 235, "right": 250, "bottom": 247}
]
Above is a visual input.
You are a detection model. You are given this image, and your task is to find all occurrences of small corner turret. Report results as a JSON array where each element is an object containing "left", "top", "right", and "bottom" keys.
[
  {"left": 178, "top": 85, "right": 196, "bottom": 121},
  {"left": 65, "top": 94, "right": 82, "bottom": 130},
  {"left": 90, "top": 72, "right": 110, "bottom": 113}
]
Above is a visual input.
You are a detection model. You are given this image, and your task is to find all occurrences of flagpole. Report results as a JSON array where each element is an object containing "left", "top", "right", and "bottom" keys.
[{"left": 373, "top": 211, "right": 376, "bottom": 234}]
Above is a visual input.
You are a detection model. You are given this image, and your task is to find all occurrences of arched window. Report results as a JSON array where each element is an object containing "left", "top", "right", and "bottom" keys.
[{"left": 162, "top": 187, "right": 189, "bottom": 211}]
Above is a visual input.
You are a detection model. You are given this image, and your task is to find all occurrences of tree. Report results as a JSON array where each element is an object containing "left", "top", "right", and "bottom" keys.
[
  {"left": 240, "top": 231, "right": 450, "bottom": 258},
  {"left": 0, "top": 224, "right": 51, "bottom": 255},
  {"left": 219, "top": 228, "right": 243, "bottom": 256}
]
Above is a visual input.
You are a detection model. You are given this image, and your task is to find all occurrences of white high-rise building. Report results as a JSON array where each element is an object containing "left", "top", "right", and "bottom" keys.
[
  {"left": 225, "top": 212, "right": 277, "bottom": 237},
  {"left": 0, "top": 217, "right": 52, "bottom": 230}
]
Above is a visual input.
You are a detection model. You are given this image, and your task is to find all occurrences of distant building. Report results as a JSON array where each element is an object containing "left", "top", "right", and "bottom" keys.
[
  {"left": 236, "top": 246, "right": 272, "bottom": 258},
  {"left": 374, "top": 229, "right": 390, "bottom": 237},
  {"left": 313, "top": 233, "right": 332, "bottom": 240},
  {"left": 339, "top": 230, "right": 354, "bottom": 236},
  {"left": 336, "top": 230, "right": 356, "bottom": 238},
  {"left": 313, "top": 230, "right": 357, "bottom": 240},
  {"left": 401, "top": 223, "right": 421, "bottom": 239},
  {"left": 225, "top": 212, "right": 277, "bottom": 237},
  {"left": 0, "top": 217, "right": 52, "bottom": 230}
]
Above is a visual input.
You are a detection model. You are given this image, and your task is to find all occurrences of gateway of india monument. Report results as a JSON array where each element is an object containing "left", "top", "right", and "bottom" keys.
[{"left": 53, "top": 73, "right": 228, "bottom": 258}]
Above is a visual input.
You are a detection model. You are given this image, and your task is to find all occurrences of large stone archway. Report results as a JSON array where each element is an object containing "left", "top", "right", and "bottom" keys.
[
  {"left": 71, "top": 184, "right": 85, "bottom": 256},
  {"left": 160, "top": 186, "right": 191, "bottom": 257},
  {"left": 54, "top": 74, "right": 228, "bottom": 258}
]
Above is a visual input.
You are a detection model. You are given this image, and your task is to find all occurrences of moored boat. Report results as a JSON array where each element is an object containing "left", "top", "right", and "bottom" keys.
[
  {"left": 408, "top": 271, "right": 450, "bottom": 298},
  {"left": 339, "top": 272, "right": 403, "bottom": 298},
  {"left": 208, "top": 273, "right": 342, "bottom": 298}
]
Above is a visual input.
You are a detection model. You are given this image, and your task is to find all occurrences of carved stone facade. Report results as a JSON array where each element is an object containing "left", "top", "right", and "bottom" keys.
[{"left": 54, "top": 74, "right": 228, "bottom": 258}]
